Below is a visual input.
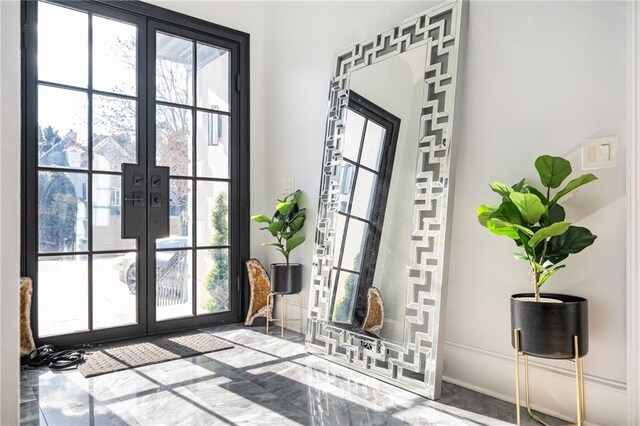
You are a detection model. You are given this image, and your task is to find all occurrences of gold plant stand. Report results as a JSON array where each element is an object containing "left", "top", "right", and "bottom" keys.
[
  {"left": 514, "top": 329, "right": 586, "bottom": 426},
  {"left": 266, "top": 293, "right": 303, "bottom": 338}
]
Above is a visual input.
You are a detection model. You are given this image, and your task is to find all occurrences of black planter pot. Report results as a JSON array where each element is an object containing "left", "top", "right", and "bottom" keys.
[
  {"left": 270, "top": 263, "right": 302, "bottom": 294},
  {"left": 510, "top": 293, "right": 588, "bottom": 359}
]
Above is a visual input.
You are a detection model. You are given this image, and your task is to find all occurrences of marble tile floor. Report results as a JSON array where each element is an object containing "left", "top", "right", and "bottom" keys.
[{"left": 19, "top": 324, "right": 562, "bottom": 426}]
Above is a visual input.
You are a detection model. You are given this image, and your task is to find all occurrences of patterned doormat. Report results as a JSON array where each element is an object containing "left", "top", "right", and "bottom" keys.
[{"left": 77, "top": 331, "right": 233, "bottom": 378}]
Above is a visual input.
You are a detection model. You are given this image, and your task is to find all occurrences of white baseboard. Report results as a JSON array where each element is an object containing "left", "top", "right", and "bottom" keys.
[{"left": 443, "top": 341, "right": 627, "bottom": 426}]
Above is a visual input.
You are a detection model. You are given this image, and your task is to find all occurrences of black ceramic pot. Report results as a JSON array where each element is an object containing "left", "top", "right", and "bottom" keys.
[
  {"left": 270, "top": 263, "right": 302, "bottom": 294},
  {"left": 510, "top": 293, "right": 588, "bottom": 359}
]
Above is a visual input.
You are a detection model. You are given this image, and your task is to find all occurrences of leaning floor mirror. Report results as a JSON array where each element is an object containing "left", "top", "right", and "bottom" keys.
[{"left": 305, "top": 0, "right": 464, "bottom": 399}]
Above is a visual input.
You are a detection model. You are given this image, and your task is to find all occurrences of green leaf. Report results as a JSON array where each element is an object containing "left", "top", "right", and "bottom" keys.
[
  {"left": 286, "top": 235, "right": 305, "bottom": 252},
  {"left": 262, "top": 242, "right": 284, "bottom": 248},
  {"left": 477, "top": 204, "right": 498, "bottom": 227},
  {"left": 547, "top": 204, "right": 566, "bottom": 224},
  {"left": 489, "top": 182, "right": 514, "bottom": 200},
  {"left": 514, "top": 252, "right": 529, "bottom": 262},
  {"left": 550, "top": 173, "right": 598, "bottom": 205},
  {"left": 487, "top": 218, "right": 520, "bottom": 240},
  {"left": 293, "top": 208, "right": 307, "bottom": 220},
  {"left": 276, "top": 201, "right": 295, "bottom": 215},
  {"left": 268, "top": 220, "right": 285, "bottom": 236},
  {"left": 538, "top": 265, "right": 566, "bottom": 287},
  {"left": 289, "top": 216, "right": 306, "bottom": 232},
  {"left": 251, "top": 214, "right": 272, "bottom": 224},
  {"left": 535, "top": 155, "right": 572, "bottom": 189},
  {"left": 490, "top": 214, "right": 533, "bottom": 236},
  {"left": 528, "top": 221, "right": 571, "bottom": 248},
  {"left": 512, "top": 178, "right": 526, "bottom": 192},
  {"left": 546, "top": 253, "right": 569, "bottom": 265},
  {"left": 291, "top": 189, "right": 302, "bottom": 204},
  {"left": 492, "top": 202, "right": 523, "bottom": 225},
  {"left": 517, "top": 230, "right": 533, "bottom": 255},
  {"left": 508, "top": 192, "right": 546, "bottom": 224},
  {"left": 547, "top": 226, "right": 597, "bottom": 256},
  {"left": 512, "top": 224, "right": 535, "bottom": 236},
  {"left": 523, "top": 184, "right": 549, "bottom": 205}
]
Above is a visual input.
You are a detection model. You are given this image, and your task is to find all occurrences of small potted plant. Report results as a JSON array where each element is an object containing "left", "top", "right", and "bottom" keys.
[
  {"left": 477, "top": 155, "right": 597, "bottom": 359},
  {"left": 252, "top": 190, "right": 306, "bottom": 294}
]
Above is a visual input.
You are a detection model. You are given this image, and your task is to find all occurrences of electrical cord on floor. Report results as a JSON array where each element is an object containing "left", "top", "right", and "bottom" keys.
[{"left": 25, "top": 345, "right": 85, "bottom": 370}]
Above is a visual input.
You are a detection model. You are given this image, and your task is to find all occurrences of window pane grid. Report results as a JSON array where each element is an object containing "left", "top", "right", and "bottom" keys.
[
  {"left": 27, "top": 0, "right": 247, "bottom": 343},
  {"left": 343, "top": 158, "right": 380, "bottom": 177},
  {"left": 330, "top": 103, "right": 392, "bottom": 324},
  {"left": 36, "top": 4, "right": 143, "bottom": 335}
]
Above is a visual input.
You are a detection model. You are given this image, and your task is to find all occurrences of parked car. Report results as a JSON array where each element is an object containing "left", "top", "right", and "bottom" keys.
[{"left": 118, "top": 237, "right": 189, "bottom": 304}]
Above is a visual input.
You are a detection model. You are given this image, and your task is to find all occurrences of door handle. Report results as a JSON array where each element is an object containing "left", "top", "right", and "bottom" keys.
[
  {"left": 149, "top": 166, "right": 170, "bottom": 238},
  {"left": 150, "top": 193, "right": 169, "bottom": 208},
  {"left": 122, "top": 163, "right": 146, "bottom": 239},
  {"left": 124, "top": 192, "right": 145, "bottom": 207}
]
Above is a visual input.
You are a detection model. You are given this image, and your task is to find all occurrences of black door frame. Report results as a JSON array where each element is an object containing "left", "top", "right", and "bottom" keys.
[
  {"left": 327, "top": 90, "right": 401, "bottom": 329},
  {"left": 21, "top": 0, "right": 250, "bottom": 347}
]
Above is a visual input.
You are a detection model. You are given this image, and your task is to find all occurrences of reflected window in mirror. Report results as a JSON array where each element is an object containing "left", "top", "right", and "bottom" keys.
[{"left": 331, "top": 91, "right": 400, "bottom": 327}]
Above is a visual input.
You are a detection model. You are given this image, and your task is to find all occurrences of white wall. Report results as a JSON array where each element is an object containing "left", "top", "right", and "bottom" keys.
[
  {"left": 0, "top": 0, "right": 22, "bottom": 424},
  {"left": 444, "top": 2, "right": 627, "bottom": 424}
]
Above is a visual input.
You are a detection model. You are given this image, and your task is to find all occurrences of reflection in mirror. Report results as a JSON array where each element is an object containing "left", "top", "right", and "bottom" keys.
[
  {"left": 329, "top": 92, "right": 400, "bottom": 330},
  {"left": 328, "top": 45, "right": 426, "bottom": 344}
]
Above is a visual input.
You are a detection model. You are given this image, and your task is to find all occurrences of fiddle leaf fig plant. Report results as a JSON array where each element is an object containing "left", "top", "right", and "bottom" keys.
[
  {"left": 477, "top": 155, "right": 598, "bottom": 302},
  {"left": 252, "top": 190, "right": 306, "bottom": 265}
]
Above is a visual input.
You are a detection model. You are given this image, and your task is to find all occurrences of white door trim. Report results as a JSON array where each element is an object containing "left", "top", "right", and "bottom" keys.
[{"left": 627, "top": 0, "right": 639, "bottom": 424}]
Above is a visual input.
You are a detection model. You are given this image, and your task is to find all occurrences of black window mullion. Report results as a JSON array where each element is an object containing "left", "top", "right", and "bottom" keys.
[
  {"left": 146, "top": 21, "right": 157, "bottom": 328},
  {"left": 337, "top": 210, "right": 374, "bottom": 227},
  {"left": 356, "top": 118, "right": 368, "bottom": 164},
  {"left": 38, "top": 251, "right": 91, "bottom": 257},
  {"left": 192, "top": 244, "right": 231, "bottom": 251},
  {"left": 170, "top": 175, "right": 230, "bottom": 182},
  {"left": 196, "top": 106, "right": 231, "bottom": 117},
  {"left": 343, "top": 158, "right": 379, "bottom": 176},
  {"left": 339, "top": 267, "right": 361, "bottom": 276},
  {"left": 92, "top": 88, "right": 138, "bottom": 102},
  {"left": 37, "top": 165, "right": 93, "bottom": 174},
  {"left": 37, "top": 80, "right": 90, "bottom": 94},
  {"left": 192, "top": 41, "right": 198, "bottom": 317},
  {"left": 87, "top": 11, "right": 95, "bottom": 331}
]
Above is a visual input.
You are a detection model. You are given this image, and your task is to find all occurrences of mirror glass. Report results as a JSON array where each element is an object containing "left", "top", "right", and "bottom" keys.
[{"left": 329, "top": 46, "right": 426, "bottom": 345}]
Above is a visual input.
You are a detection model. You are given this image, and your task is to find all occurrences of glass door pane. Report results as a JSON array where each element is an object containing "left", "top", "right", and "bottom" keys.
[
  {"left": 35, "top": 2, "right": 141, "bottom": 337},
  {"left": 154, "top": 29, "right": 232, "bottom": 322},
  {"left": 89, "top": 13, "right": 139, "bottom": 331}
]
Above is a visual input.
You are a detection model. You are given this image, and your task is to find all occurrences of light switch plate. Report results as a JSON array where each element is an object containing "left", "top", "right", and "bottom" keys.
[
  {"left": 582, "top": 136, "right": 617, "bottom": 170},
  {"left": 281, "top": 179, "right": 295, "bottom": 195}
]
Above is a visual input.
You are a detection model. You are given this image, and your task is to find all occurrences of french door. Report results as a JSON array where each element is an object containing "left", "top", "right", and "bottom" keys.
[{"left": 22, "top": 0, "right": 249, "bottom": 346}]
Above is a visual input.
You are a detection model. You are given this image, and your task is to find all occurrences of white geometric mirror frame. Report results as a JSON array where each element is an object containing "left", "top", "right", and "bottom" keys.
[{"left": 305, "top": 0, "right": 464, "bottom": 399}]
